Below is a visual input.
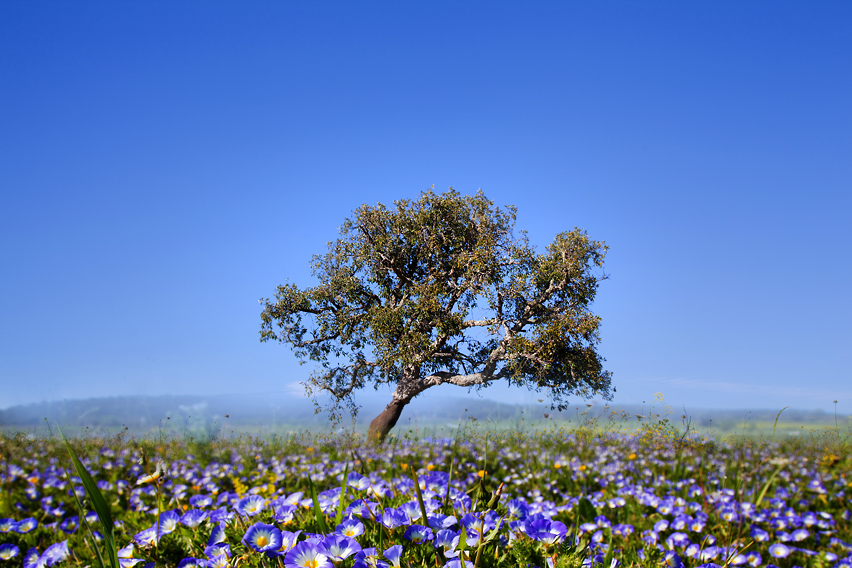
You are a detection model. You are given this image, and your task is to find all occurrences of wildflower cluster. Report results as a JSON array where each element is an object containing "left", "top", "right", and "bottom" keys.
[{"left": 0, "top": 430, "right": 850, "bottom": 568}]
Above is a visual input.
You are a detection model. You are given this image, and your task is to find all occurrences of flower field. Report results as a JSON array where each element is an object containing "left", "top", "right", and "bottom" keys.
[{"left": 0, "top": 422, "right": 850, "bottom": 568}]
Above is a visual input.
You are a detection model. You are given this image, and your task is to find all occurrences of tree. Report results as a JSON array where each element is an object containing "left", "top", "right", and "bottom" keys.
[{"left": 260, "top": 188, "right": 613, "bottom": 442}]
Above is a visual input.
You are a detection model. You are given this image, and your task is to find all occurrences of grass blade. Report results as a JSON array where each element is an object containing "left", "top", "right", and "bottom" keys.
[
  {"left": 306, "top": 473, "right": 330, "bottom": 534},
  {"left": 772, "top": 406, "right": 790, "bottom": 443},
  {"left": 59, "top": 425, "right": 119, "bottom": 568},
  {"left": 408, "top": 464, "right": 431, "bottom": 529},
  {"left": 335, "top": 463, "right": 349, "bottom": 526}
]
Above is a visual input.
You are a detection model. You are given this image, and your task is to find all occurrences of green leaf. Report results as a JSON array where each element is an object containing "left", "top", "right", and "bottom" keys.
[
  {"left": 457, "top": 524, "right": 469, "bottom": 552},
  {"left": 306, "top": 474, "right": 330, "bottom": 534},
  {"left": 577, "top": 497, "right": 596, "bottom": 524},
  {"left": 59, "top": 425, "right": 119, "bottom": 568},
  {"left": 335, "top": 463, "right": 349, "bottom": 526}
]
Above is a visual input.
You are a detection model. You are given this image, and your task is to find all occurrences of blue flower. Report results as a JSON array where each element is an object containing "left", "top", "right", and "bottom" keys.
[
  {"left": 179, "top": 509, "right": 208, "bottom": 529},
  {"left": 526, "top": 519, "right": 568, "bottom": 545},
  {"left": 347, "top": 472, "right": 371, "bottom": 491},
  {"left": 0, "top": 519, "right": 14, "bottom": 533},
  {"left": 768, "top": 543, "right": 791, "bottom": 559},
  {"left": 319, "top": 535, "right": 361, "bottom": 561},
  {"left": 285, "top": 541, "right": 333, "bottom": 568},
  {"left": 404, "top": 524, "right": 435, "bottom": 544},
  {"left": 59, "top": 516, "right": 79, "bottom": 534},
  {"left": 665, "top": 532, "right": 690, "bottom": 549},
  {"left": 176, "top": 558, "right": 206, "bottom": 568},
  {"left": 274, "top": 504, "right": 298, "bottom": 523},
  {"left": 15, "top": 518, "right": 38, "bottom": 533},
  {"left": 382, "top": 508, "right": 409, "bottom": 529},
  {"left": 750, "top": 525, "right": 769, "bottom": 542},
  {"left": 42, "top": 540, "right": 70, "bottom": 566},
  {"left": 383, "top": 545, "right": 403, "bottom": 568},
  {"left": 189, "top": 494, "right": 213, "bottom": 508},
  {"left": 663, "top": 551, "right": 684, "bottom": 568},
  {"left": 133, "top": 526, "right": 160, "bottom": 547},
  {"left": 335, "top": 518, "right": 365, "bottom": 538},
  {"left": 427, "top": 513, "right": 458, "bottom": 530},
  {"left": 280, "top": 530, "right": 303, "bottom": 553},
  {"left": 204, "top": 544, "right": 230, "bottom": 558},
  {"left": 399, "top": 501, "right": 422, "bottom": 523},
  {"left": 207, "top": 554, "right": 229, "bottom": 568},
  {"left": 0, "top": 544, "right": 20, "bottom": 560},
  {"left": 235, "top": 495, "right": 266, "bottom": 517},
  {"left": 23, "top": 548, "right": 46, "bottom": 568},
  {"left": 433, "top": 529, "right": 460, "bottom": 557},
  {"left": 207, "top": 523, "right": 226, "bottom": 546},
  {"left": 157, "top": 510, "right": 181, "bottom": 535},
  {"left": 243, "top": 522, "right": 283, "bottom": 553},
  {"left": 443, "top": 559, "right": 475, "bottom": 568}
]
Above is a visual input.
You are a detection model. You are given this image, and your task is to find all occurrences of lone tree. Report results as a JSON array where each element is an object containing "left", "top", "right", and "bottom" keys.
[{"left": 260, "top": 188, "right": 613, "bottom": 442}]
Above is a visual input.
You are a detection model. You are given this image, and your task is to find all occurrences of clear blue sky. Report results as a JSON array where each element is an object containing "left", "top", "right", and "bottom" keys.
[{"left": 2, "top": 2, "right": 850, "bottom": 415}]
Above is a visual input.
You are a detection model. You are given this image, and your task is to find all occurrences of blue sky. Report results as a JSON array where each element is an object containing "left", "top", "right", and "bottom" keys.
[{"left": 1, "top": 2, "right": 850, "bottom": 415}]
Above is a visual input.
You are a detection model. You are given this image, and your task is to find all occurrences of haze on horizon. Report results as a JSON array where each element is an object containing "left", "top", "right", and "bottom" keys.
[{"left": 1, "top": 2, "right": 850, "bottom": 415}]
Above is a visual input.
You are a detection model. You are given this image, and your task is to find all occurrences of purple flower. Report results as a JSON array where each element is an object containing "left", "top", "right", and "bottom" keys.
[
  {"left": 23, "top": 548, "right": 46, "bottom": 568},
  {"left": 176, "top": 559, "right": 206, "bottom": 568},
  {"left": 319, "top": 535, "right": 361, "bottom": 561},
  {"left": 180, "top": 509, "right": 208, "bottom": 528},
  {"left": 663, "top": 551, "right": 684, "bottom": 568},
  {"left": 15, "top": 518, "right": 38, "bottom": 534},
  {"left": 207, "top": 554, "right": 229, "bottom": 568},
  {"left": 274, "top": 504, "right": 297, "bottom": 523},
  {"left": 383, "top": 545, "right": 402, "bottom": 567},
  {"left": 768, "top": 543, "right": 791, "bottom": 559},
  {"left": 189, "top": 494, "right": 213, "bottom": 508},
  {"left": 750, "top": 525, "right": 769, "bottom": 542},
  {"left": 133, "top": 526, "right": 159, "bottom": 547},
  {"left": 404, "top": 524, "right": 435, "bottom": 544},
  {"left": 58, "top": 516, "right": 79, "bottom": 534},
  {"left": 284, "top": 541, "right": 333, "bottom": 568},
  {"left": 526, "top": 518, "right": 568, "bottom": 545},
  {"left": 381, "top": 508, "right": 408, "bottom": 529},
  {"left": 243, "top": 522, "right": 283, "bottom": 553},
  {"left": 157, "top": 510, "right": 181, "bottom": 535},
  {"left": 42, "top": 541, "right": 70, "bottom": 566},
  {"left": 204, "top": 543, "right": 231, "bottom": 558},
  {"left": 0, "top": 544, "right": 20, "bottom": 560},
  {"left": 207, "top": 523, "right": 226, "bottom": 546},
  {"left": 443, "top": 559, "right": 475, "bottom": 568},
  {"left": 235, "top": 495, "right": 266, "bottom": 517},
  {"left": 335, "top": 518, "right": 365, "bottom": 538},
  {"left": 280, "top": 530, "right": 303, "bottom": 553}
]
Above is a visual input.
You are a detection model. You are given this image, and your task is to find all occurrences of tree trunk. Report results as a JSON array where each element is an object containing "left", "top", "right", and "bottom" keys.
[{"left": 367, "top": 398, "right": 408, "bottom": 444}]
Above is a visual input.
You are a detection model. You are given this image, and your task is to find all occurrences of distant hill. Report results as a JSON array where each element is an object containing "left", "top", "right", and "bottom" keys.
[{"left": 2, "top": 393, "right": 847, "bottom": 439}]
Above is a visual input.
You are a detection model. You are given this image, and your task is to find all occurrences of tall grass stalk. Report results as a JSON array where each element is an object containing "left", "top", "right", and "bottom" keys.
[{"left": 58, "top": 425, "right": 119, "bottom": 568}]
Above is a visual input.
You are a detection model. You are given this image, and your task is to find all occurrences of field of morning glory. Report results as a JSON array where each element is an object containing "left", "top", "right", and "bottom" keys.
[{"left": 0, "top": 416, "right": 850, "bottom": 568}]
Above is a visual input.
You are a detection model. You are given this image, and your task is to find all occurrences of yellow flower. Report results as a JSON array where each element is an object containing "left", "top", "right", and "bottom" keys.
[
  {"left": 426, "top": 464, "right": 435, "bottom": 470},
  {"left": 553, "top": 463, "right": 561, "bottom": 469},
  {"left": 578, "top": 465, "right": 587, "bottom": 471},
  {"left": 628, "top": 453, "right": 637, "bottom": 460},
  {"left": 477, "top": 470, "right": 487, "bottom": 478}
]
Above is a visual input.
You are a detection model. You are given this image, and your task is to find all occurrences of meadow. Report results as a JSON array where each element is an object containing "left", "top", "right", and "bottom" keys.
[{"left": 0, "top": 409, "right": 850, "bottom": 568}]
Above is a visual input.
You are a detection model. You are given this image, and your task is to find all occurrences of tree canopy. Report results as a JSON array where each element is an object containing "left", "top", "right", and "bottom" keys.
[{"left": 260, "top": 188, "right": 612, "bottom": 441}]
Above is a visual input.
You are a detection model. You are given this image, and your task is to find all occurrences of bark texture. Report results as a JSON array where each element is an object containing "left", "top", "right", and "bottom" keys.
[{"left": 367, "top": 399, "right": 408, "bottom": 443}]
